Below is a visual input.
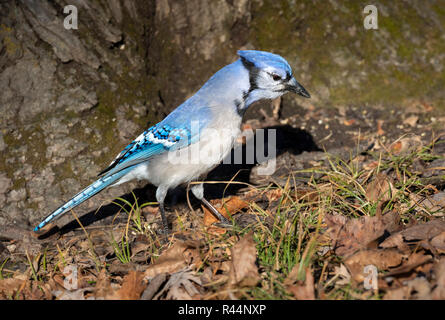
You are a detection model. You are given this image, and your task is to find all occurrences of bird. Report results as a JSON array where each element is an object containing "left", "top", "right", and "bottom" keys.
[{"left": 34, "top": 50, "right": 310, "bottom": 234}]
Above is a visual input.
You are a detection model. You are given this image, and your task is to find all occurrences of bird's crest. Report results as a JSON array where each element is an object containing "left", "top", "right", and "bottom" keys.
[{"left": 237, "top": 50, "right": 292, "bottom": 79}]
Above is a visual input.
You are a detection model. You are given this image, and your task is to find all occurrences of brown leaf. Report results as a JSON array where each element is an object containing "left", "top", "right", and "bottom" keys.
[
  {"left": 203, "top": 196, "right": 248, "bottom": 226},
  {"left": 431, "top": 232, "right": 445, "bottom": 253},
  {"left": 384, "top": 277, "right": 431, "bottom": 300},
  {"left": 390, "top": 136, "right": 422, "bottom": 155},
  {"left": 94, "top": 269, "right": 118, "bottom": 299},
  {"left": 153, "top": 268, "right": 202, "bottom": 300},
  {"left": 141, "top": 273, "right": 167, "bottom": 300},
  {"left": 285, "top": 267, "right": 315, "bottom": 300},
  {"left": 53, "top": 288, "right": 92, "bottom": 300},
  {"left": 325, "top": 214, "right": 387, "bottom": 256},
  {"left": 333, "top": 264, "right": 352, "bottom": 286},
  {"left": 365, "top": 173, "right": 394, "bottom": 203},
  {"left": 417, "top": 192, "right": 445, "bottom": 213},
  {"left": 384, "top": 252, "right": 432, "bottom": 277},
  {"left": 144, "top": 240, "right": 201, "bottom": 279},
  {"left": 0, "top": 278, "right": 27, "bottom": 298},
  {"left": 115, "top": 271, "right": 146, "bottom": 300},
  {"left": 381, "top": 220, "right": 445, "bottom": 251},
  {"left": 377, "top": 120, "right": 385, "bottom": 136},
  {"left": 432, "top": 257, "right": 445, "bottom": 299},
  {"left": 403, "top": 115, "right": 419, "bottom": 127},
  {"left": 344, "top": 249, "right": 404, "bottom": 282},
  {"left": 228, "top": 232, "right": 260, "bottom": 288},
  {"left": 379, "top": 233, "right": 405, "bottom": 250},
  {"left": 343, "top": 119, "right": 356, "bottom": 126}
]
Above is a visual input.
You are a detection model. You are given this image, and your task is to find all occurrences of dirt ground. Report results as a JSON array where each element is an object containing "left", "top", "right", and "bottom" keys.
[{"left": 0, "top": 98, "right": 444, "bottom": 300}]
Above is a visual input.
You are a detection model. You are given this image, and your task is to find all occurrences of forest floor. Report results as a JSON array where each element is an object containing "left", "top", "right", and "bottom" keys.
[{"left": 1, "top": 99, "right": 445, "bottom": 300}]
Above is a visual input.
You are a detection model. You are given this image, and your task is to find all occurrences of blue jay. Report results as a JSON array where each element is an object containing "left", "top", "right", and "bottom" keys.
[{"left": 34, "top": 50, "right": 310, "bottom": 234}]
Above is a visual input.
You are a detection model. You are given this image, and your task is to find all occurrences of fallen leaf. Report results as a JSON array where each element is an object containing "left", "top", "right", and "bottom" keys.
[
  {"left": 153, "top": 268, "right": 202, "bottom": 300},
  {"left": 115, "top": 271, "right": 146, "bottom": 300},
  {"left": 144, "top": 240, "right": 201, "bottom": 279},
  {"left": 418, "top": 192, "right": 445, "bottom": 213},
  {"left": 403, "top": 115, "right": 419, "bottom": 127},
  {"left": 365, "top": 173, "right": 394, "bottom": 203},
  {"left": 344, "top": 249, "right": 404, "bottom": 282},
  {"left": 0, "top": 278, "right": 27, "bottom": 298},
  {"left": 285, "top": 267, "right": 315, "bottom": 300},
  {"left": 343, "top": 119, "right": 356, "bottom": 126},
  {"left": 383, "top": 287, "right": 410, "bottom": 300},
  {"left": 228, "top": 232, "right": 260, "bottom": 288},
  {"left": 141, "top": 273, "right": 167, "bottom": 300},
  {"left": 381, "top": 220, "right": 445, "bottom": 251},
  {"left": 431, "top": 232, "right": 445, "bottom": 253},
  {"left": 421, "top": 102, "right": 434, "bottom": 112},
  {"left": 384, "top": 277, "right": 431, "bottom": 300},
  {"left": 203, "top": 196, "right": 248, "bottom": 226},
  {"left": 94, "top": 269, "right": 119, "bottom": 299},
  {"left": 53, "top": 288, "right": 93, "bottom": 300},
  {"left": 432, "top": 257, "right": 445, "bottom": 299},
  {"left": 265, "top": 188, "right": 284, "bottom": 203},
  {"left": 333, "top": 264, "right": 352, "bottom": 286},
  {"left": 384, "top": 252, "right": 432, "bottom": 277},
  {"left": 325, "top": 214, "right": 388, "bottom": 256},
  {"left": 390, "top": 136, "right": 422, "bottom": 155},
  {"left": 379, "top": 233, "right": 405, "bottom": 250},
  {"left": 377, "top": 120, "right": 385, "bottom": 136}
]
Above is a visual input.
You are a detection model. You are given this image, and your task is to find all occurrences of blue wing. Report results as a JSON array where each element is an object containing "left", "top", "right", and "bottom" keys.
[
  {"left": 99, "top": 103, "right": 212, "bottom": 177},
  {"left": 34, "top": 103, "right": 212, "bottom": 232}
]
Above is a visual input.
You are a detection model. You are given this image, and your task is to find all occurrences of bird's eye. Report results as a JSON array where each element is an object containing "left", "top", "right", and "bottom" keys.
[{"left": 271, "top": 74, "right": 281, "bottom": 81}]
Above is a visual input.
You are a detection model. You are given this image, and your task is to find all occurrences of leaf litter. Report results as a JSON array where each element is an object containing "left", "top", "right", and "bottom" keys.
[{"left": 1, "top": 109, "right": 445, "bottom": 300}]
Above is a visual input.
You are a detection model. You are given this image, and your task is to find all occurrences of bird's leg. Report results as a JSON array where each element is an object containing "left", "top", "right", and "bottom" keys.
[
  {"left": 156, "top": 186, "right": 169, "bottom": 235},
  {"left": 158, "top": 201, "right": 169, "bottom": 235},
  {"left": 191, "top": 183, "right": 231, "bottom": 225}
]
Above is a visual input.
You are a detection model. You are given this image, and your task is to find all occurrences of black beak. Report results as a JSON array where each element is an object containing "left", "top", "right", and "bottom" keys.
[{"left": 287, "top": 77, "right": 311, "bottom": 98}]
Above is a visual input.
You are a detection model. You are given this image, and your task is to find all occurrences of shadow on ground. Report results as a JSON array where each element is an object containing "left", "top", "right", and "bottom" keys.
[{"left": 38, "top": 125, "right": 319, "bottom": 238}]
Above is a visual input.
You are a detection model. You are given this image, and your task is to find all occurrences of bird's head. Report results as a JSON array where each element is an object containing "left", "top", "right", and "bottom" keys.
[{"left": 238, "top": 50, "right": 310, "bottom": 107}]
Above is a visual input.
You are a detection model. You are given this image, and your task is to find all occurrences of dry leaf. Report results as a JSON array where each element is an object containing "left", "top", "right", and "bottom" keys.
[
  {"left": 343, "top": 119, "right": 356, "bottom": 126},
  {"left": 381, "top": 220, "right": 445, "bottom": 251},
  {"left": 153, "top": 268, "right": 202, "bottom": 300},
  {"left": 228, "top": 232, "right": 260, "bottom": 288},
  {"left": 365, "top": 173, "right": 394, "bottom": 203},
  {"left": 432, "top": 258, "right": 445, "bottom": 299},
  {"left": 384, "top": 277, "right": 431, "bottom": 300},
  {"left": 403, "top": 115, "right": 419, "bottom": 127},
  {"left": 144, "top": 240, "right": 201, "bottom": 279},
  {"left": 94, "top": 269, "right": 119, "bottom": 299},
  {"left": 0, "top": 278, "right": 27, "bottom": 298},
  {"left": 115, "top": 271, "right": 146, "bottom": 300},
  {"left": 203, "top": 196, "right": 248, "bottom": 226},
  {"left": 431, "top": 232, "right": 445, "bottom": 253},
  {"left": 333, "top": 264, "right": 351, "bottom": 286},
  {"left": 417, "top": 192, "right": 445, "bottom": 213},
  {"left": 384, "top": 252, "right": 432, "bottom": 277},
  {"left": 141, "top": 273, "right": 167, "bottom": 300},
  {"left": 390, "top": 136, "right": 422, "bottom": 155},
  {"left": 325, "top": 214, "right": 387, "bottom": 256},
  {"left": 377, "top": 120, "right": 385, "bottom": 135},
  {"left": 285, "top": 267, "right": 315, "bottom": 300},
  {"left": 344, "top": 249, "right": 404, "bottom": 282},
  {"left": 53, "top": 288, "right": 91, "bottom": 300}
]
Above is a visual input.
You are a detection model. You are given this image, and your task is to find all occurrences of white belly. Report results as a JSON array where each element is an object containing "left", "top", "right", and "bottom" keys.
[
  {"left": 115, "top": 112, "right": 242, "bottom": 189},
  {"left": 146, "top": 122, "right": 241, "bottom": 188}
]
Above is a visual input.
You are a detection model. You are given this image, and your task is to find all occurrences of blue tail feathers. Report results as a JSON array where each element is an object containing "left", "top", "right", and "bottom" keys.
[{"left": 33, "top": 166, "right": 135, "bottom": 232}]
